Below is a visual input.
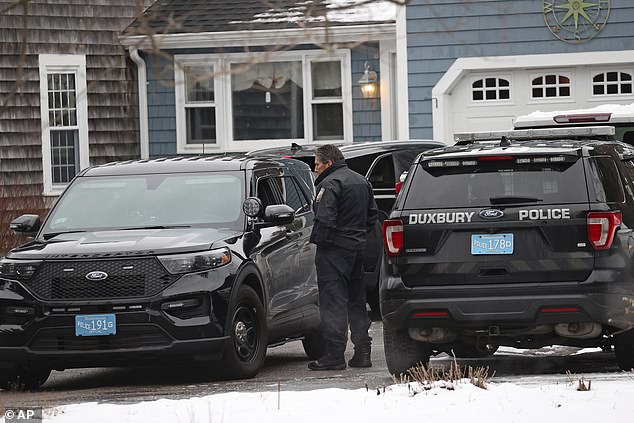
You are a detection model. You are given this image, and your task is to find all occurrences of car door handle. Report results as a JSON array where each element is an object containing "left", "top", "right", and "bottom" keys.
[{"left": 285, "top": 230, "right": 302, "bottom": 240}]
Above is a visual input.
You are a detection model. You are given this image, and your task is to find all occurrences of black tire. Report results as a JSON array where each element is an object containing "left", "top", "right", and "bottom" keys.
[
  {"left": 0, "top": 367, "right": 51, "bottom": 391},
  {"left": 383, "top": 323, "right": 430, "bottom": 376},
  {"left": 451, "top": 343, "right": 499, "bottom": 358},
  {"left": 367, "top": 287, "right": 381, "bottom": 321},
  {"left": 302, "top": 330, "right": 325, "bottom": 360},
  {"left": 220, "top": 285, "right": 267, "bottom": 379},
  {"left": 614, "top": 329, "right": 634, "bottom": 371}
]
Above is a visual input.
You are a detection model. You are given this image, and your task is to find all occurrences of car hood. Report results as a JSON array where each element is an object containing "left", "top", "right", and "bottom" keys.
[{"left": 8, "top": 228, "right": 243, "bottom": 259}]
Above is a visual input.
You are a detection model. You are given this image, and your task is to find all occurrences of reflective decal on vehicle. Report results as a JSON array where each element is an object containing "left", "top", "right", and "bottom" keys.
[
  {"left": 409, "top": 212, "right": 474, "bottom": 224},
  {"left": 518, "top": 208, "right": 571, "bottom": 221}
]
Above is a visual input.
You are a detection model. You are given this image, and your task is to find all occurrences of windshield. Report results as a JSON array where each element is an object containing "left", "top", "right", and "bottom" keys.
[
  {"left": 43, "top": 172, "right": 245, "bottom": 234},
  {"left": 404, "top": 157, "right": 589, "bottom": 209}
]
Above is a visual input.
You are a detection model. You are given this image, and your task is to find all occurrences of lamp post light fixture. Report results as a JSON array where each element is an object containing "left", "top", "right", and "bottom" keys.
[{"left": 358, "top": 61, "right": 378, "bottom": 98}]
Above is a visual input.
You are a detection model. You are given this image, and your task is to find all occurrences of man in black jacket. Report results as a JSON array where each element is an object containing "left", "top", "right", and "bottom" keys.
[{"left": 308, "top": 144, "right": 378, "bottom": 371}]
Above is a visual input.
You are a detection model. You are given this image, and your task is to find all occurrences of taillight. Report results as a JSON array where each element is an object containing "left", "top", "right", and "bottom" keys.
[
  {"left": 382, "top": 219, "right": 403, "bottom": 256},
  {"left": 587, "top": 211, "right": 622, "bottom": 250},
  {"left": 395, "top": 181, "right": 403, "bottom": 194}
]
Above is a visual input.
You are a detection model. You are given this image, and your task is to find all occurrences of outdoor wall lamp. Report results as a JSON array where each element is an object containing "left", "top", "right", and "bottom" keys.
[{"left": 358, "top": 61, "right": 378, "bottom": 98}]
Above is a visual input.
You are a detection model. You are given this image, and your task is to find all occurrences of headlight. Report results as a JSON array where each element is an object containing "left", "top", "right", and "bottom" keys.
[
  {"left": 0, "top": 258, "right": 42, "bottom": 281},
  {"left": 158, "top": 248, "right": 231, "bottom": 274}
]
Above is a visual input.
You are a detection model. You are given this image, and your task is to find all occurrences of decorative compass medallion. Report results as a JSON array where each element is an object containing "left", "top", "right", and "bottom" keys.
[{"left": 542, "top": 0, "right": 611, "bottom": 44}]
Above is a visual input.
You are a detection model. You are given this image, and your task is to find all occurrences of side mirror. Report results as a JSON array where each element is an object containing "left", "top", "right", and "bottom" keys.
[
  {"left": 10, "top": 214, "right": 41, "bottom": 237},
  {"left": 262, "top": 204, "right": 295, "bottom": 225}
]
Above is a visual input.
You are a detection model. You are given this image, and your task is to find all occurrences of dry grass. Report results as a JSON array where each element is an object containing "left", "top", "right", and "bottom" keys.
[
  {"left": 392, "top": 357, "right": 492, "bottom": 390},
  {"left": 566, "top": 370, "right": 592, "bottom": 391}
]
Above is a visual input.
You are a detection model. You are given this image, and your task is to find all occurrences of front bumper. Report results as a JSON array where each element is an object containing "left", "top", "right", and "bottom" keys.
[{"left": 0, "top": 267, "right": 234, "bottom": 370}]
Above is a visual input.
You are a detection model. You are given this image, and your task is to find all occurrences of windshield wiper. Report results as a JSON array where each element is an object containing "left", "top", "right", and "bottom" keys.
[
  {"left": 121, "top": 225, "right": 192, "bottom": 230},
  {"left": 489, "top": 195, "right": 543, "bottom": 205},
  {"left": 42, "top": 230, "right": 88, "bottom": 240}
]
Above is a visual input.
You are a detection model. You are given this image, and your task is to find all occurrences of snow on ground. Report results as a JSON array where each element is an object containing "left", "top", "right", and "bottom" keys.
[{"left": 17, "top": 371, "right": 634, "bottom": 423}]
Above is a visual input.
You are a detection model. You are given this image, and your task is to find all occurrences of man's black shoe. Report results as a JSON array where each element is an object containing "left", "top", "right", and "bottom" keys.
[
  {"left": 308, "top": 356, "right": 346, "bottom": 371},
  {"left": 348, "top": 348, "right": 372, "bottom": 368}
]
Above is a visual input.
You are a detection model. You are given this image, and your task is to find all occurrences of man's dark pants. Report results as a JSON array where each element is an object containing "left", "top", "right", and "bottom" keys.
[{"left": 315, "top": 245, "right": 371, "bottom": 358}]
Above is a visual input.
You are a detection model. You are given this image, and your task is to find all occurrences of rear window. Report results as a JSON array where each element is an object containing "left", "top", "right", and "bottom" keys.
[
  {"left": 587, "top": 156, "right": 625, "bottom": 203},
  {"left": 404, "top": 156, "right": 589, "bottom": 209}
]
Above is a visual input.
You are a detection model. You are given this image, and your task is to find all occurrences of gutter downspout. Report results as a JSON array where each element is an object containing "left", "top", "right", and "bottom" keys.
[{"left": 129, "top": 47, "right": 149, "bottom": 160}]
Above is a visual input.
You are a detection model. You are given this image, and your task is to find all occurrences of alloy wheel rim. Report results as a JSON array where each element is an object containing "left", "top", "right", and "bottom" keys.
[{"left": 232, "top": 305, "right": 258, "bottom": 361}]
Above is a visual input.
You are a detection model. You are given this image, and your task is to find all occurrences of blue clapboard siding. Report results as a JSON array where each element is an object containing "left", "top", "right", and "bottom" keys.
[
  {"left": 352, "top": 44, "right": 382, "bottom": 142},
  {"left": 144, "top": 53, "right": 178, "bottom": 156},
  {"left": 406, "top": 0, "right": 634, "bottom": 139},
  {"left": 143, "top": 44, "right": 383, "bottom": 155}
]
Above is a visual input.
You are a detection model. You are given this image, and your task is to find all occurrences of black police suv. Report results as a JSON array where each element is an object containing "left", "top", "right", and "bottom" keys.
[
  {"left": 380, "top": 125, "right": 634, "bottom": 375},
  {"left": 248, "top": 140, "right": 444, "bottom": 316},
  {"left": 0, "top": 156, "right": 322, "bottom": 389}
]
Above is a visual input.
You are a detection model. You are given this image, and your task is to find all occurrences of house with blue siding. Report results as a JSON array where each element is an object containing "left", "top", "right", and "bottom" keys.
[
  {"left": 399, "top": 0, "right": 634, "bottom": 143},
  {"left": 120, "top": 0, "right": 402, "bottom": 157}
]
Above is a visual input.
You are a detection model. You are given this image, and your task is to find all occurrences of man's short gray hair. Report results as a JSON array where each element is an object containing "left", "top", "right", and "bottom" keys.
[{"left": 315, "top": 144, "right": 344, "bottom": 164}]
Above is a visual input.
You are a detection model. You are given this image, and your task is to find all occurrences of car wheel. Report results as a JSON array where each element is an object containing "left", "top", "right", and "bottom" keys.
[
  {"left": 383, "top": 323, "right": 430, "bottom": 376},
  {"left": 0, "top": 367, "right": 51, "bottom": 391},
  {"left": 451, "top": 343, "right": 498, "bottom": 358},
  {"left": 220, "top": 285, "right": 267, "bottom": 379},
  {"left": 301, "top": 330, "right": 325, "bottom": 360},
  {"left": 613, "top": 329, "right": 634, "bottom": 371}
]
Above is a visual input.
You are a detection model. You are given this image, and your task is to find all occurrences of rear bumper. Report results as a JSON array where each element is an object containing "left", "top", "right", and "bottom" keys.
[{"left": 381, "top": 274, "right": 633, "bottom": 332}]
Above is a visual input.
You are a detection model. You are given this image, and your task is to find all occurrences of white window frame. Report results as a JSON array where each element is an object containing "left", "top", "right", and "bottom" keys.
[
  {"left": 468, "top": 75, "right": 513, "bottom": 105},
  {"left": 528, "top": 71, "right": 574, "bottom": 103},
  {"left": 174, "top": 50, "right": 352, "bottom": 154},
  {"left": 174, "top": 57, "right": 223, "bottom": 154},
  {"left": 38, "top": 54, "right": 89, "bottom": 196},
  {"left": 590, "top": 68, "right": 634, "bottom": 99}
]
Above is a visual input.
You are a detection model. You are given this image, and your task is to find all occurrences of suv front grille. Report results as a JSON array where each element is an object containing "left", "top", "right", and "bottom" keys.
[
  {"left": 25, "top": 258, "right": 178, "bottom": 300},
  {"left": 29, "top": 325, "right": 172, "bottom": 351}
]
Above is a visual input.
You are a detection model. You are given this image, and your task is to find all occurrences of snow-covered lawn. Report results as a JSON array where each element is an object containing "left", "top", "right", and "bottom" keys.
[{"left": 30, "top": 371, "right": 634, "bottom": 423}]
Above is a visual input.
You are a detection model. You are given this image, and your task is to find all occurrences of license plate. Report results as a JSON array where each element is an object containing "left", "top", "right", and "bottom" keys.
[
  {"left": 471, "top": 234, "right": 514, "bottom": 255},
  {"left": 75, "top": 314, "right": 116, "bottom": 337}
]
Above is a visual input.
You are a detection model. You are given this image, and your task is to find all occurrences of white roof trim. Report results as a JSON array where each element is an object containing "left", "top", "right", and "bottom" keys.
[{"left": 119, "top": 24, "right": 396, "bottom": 50}]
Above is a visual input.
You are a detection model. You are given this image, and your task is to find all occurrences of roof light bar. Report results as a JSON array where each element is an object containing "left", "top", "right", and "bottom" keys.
[
  {"left": 554, "top": 113, "right": 612, "bottom": 124},
  {"left": 454, "top": 125, "right": 615, "bottom": 143},
  {"left": 424, "top": 160, "right": 479, "bottom": 168}
]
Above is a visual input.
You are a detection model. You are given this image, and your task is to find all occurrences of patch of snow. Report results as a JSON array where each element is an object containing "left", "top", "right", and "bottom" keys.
[
  {"left": 229, "top": 0, "right": 397, "bottom": 25},
  {"left": 37, "top": 376, "right": 634, "bottom": 423}
]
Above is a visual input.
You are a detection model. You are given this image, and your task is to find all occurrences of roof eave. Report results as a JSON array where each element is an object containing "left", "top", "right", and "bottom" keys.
[{"left": 119, "top": 23, "right": 396, "bottom": 50}]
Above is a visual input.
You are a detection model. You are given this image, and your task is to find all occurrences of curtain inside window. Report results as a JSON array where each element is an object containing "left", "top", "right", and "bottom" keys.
[{"left": 232, "top": 62, "right": 304, "bottom": 91}]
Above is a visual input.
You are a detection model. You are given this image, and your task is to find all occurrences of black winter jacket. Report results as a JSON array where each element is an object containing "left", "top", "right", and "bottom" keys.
[{"left": 310, "top": 160, "right": 378, "bottom": 251}]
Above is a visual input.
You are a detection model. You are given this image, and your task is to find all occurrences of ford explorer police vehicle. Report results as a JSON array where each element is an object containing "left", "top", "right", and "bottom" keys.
[
  {"left": 0, "top": 156, "right": 322, "bottom": 389},
  {"left": 380, "top": 125, "right": 634, "bottom": 375}
]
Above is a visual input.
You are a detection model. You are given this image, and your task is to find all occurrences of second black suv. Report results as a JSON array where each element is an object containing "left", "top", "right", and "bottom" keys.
[
  {"left": 248, "top": 140, "right": 444, "bottom": 315},
  {"left": 0, "top": 156, "right": 322, "bottom": 389},
  {"left": 381, "top": 126, "right": 634, "bottom": 374}
]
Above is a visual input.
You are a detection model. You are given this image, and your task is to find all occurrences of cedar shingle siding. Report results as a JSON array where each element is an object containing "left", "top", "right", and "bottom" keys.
[{"left": 0, "top": 0, "right": 146, "bottom": 254}]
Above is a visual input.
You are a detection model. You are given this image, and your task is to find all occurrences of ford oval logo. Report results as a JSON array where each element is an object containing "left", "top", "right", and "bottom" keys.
[
  {"left": 85, "top": 271, "right": 108, "bottom": 281},
  {"left": 479, "top": 209, "right": 504, "bottom": 219}
]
